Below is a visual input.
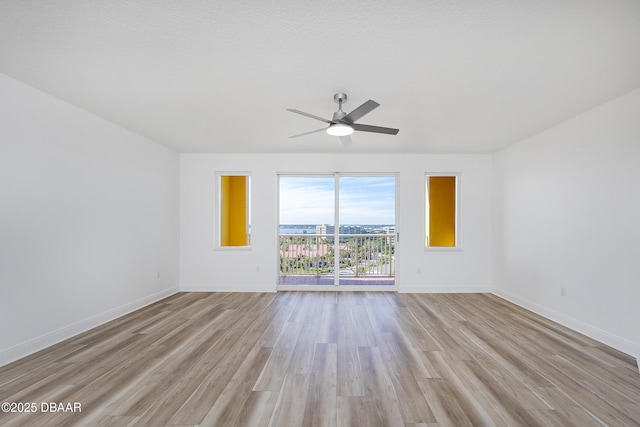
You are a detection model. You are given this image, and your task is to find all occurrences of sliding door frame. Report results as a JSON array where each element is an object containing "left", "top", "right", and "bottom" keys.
[{"left": 277, "top": 172, "right": 399, "bottom": 292}]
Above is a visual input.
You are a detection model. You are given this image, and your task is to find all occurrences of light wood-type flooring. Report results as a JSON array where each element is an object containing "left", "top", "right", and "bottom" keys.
[{"left": 1, "top": 292, "right": 639, "bottom": 426}]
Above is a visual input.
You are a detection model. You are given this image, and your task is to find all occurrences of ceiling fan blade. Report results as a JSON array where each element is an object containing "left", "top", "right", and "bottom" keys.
[
  {"left": 351, "top": 123, "right": 399, "bottom": 135},
  {"left": 289, "top": 127, "right": 327, "bottom": 138},
  {"left": 343, "top": 100, "right": 380, "bottom": 123},
  {"left": 286, "top": 109, "right": 332, "bottom": 124},
  {"left": 339, "top": 135, "right": 353, "bottom": 146}
]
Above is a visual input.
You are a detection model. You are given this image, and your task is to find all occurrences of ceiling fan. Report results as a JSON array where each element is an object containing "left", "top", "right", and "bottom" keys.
[{"left": 287, "top": 93, "right": 399, "bottom": 146}]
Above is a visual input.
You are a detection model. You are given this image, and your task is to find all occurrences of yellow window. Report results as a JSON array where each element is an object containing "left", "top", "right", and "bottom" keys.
[
  {"left": 219, "top": 175, "right": 250, "bottom": 247},
  {"left": 426, "top": 175, "right": 457, "bottom": 247}
]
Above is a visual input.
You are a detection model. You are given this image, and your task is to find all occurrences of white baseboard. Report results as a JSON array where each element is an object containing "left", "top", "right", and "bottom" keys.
[
  {"left": 181, "top": 283, "right": 491, "bottom": 294},
  {"left": 180, "top": 283, "right": 276, "bottom": 293},
  {"left": 399, "top": 284, "right": 491, "bottom": 294},
  {"left": 491, "top": 287, "right": 640, "bottom": 367},
  {"left": 0, "top": 286, "right": 179, "bottom": 368}
]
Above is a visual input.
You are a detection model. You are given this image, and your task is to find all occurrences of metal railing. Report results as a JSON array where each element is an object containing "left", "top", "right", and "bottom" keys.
[{"left": 279, "top": 233, "right": 394, "bottom": 278}]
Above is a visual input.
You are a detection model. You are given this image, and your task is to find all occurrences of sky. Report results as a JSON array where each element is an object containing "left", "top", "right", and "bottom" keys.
[{"left": 279, "top": 176, "right": 395, "bottom": 225}]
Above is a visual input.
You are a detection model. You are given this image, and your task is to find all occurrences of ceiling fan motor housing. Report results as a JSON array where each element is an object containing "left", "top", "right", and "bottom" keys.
[{"left": 332, "top": 110, "right": 347, "bottom": 122}]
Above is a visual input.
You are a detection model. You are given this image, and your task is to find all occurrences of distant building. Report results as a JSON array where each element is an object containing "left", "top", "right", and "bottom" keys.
[
  {"left": 340, "top": 225, "right": 363, "bottom": 234},
  {"left": 382, "top": 226, "right": 395, "bottom": 235},
  {"left": 313, "top": 224, "right": 395, "bottom": 235}
]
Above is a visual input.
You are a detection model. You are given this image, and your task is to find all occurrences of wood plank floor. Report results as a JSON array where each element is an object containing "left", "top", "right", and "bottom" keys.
[{"left": 1, "top": 292, "right": 638, "bottom": 426}]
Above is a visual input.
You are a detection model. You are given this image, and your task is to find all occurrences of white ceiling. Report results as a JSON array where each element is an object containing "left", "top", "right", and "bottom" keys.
[{"left": 1, "top": 0, "right": 640, "bottom": 154}]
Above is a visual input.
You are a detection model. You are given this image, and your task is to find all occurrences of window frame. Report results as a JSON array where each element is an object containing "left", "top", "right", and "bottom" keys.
[{"left": 424, "top": 172, "right": 462, "bottom": 251}]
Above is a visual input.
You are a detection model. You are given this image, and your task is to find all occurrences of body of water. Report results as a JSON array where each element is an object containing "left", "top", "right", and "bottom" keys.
[{"left": 279, "top": 225, "right": 394, "bottom": 234}]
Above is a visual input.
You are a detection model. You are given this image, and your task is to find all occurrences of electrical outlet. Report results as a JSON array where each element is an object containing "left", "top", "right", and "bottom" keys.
[{"left": 561, "top": 287, "right": 566, "bottom": 296}]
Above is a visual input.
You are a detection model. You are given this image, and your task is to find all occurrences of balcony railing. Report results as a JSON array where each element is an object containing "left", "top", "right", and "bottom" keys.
[{"left": 279, "top": 233, "right": 395, "bottom": 278}]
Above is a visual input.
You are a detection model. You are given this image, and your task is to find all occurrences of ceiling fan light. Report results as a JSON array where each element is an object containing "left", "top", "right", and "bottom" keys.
[{"left": 326, "top": 123, "right": 354, "bottom": 136}]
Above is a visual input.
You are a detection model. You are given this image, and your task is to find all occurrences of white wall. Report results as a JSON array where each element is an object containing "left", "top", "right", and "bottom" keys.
[
  {"left": 492, "top": 88, "right": 640, "bottom": 358},
  {"left": 180, "top": 153, "right": 493, "bottom": 293},
  {"left": 0, "top": 74, "right": 180, "bottom": 366}
]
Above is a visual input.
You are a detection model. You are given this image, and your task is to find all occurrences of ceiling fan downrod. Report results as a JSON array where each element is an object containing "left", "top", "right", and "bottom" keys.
[
  {"left": 333, "top": 93, "right": 348, "bottom": 121},
  {"left": 334, "top": 92, "right": 347, "bottom": 109}
]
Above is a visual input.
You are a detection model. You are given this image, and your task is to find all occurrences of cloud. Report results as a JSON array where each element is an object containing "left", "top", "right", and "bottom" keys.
[
  {"left": 279, "top": 177, "right": 335, "bottom": 224},
  {"left": 279, "top": 176, "right": 395, "bottom": 224}
]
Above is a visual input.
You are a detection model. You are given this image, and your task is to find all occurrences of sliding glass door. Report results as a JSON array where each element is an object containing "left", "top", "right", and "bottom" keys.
[
  {"left": 337, "top": 176, "right": 395, "bottom": 286},
  {"left": 278, "top": 174, "right": 396, "bottom": 289},
  {"left": 279, "top": 175, "right": 336, "bottom": 286}
]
